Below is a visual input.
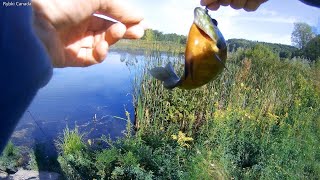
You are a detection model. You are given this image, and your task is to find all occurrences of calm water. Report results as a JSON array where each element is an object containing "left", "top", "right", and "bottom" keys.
[{"left": 11, "top": 51, "right": 141, "bottom": 148}]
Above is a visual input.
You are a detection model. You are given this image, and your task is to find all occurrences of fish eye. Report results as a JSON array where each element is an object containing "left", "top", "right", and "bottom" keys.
[{"left": 211, "top": 18, "right": 218, "bottom": 26}]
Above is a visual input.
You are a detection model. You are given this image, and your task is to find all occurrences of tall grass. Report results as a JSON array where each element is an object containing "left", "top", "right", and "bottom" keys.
[
  {"left": 55, "top": 127, "right": 95, "bottom": 179},
  {"left": 56, "top": 122, "right": 189, "bottom": 179},
  {"left": 56, "top": 45, "right": 320, "bottom": 179},
  {"left": 111, "top": 39, "right": 185, "bottom": 55},
  {"left": 134, "top": 45, "right": 320, "bottom": 179}
]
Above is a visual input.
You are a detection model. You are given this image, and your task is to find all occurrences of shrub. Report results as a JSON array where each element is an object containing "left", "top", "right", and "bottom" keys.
[{"left": 0, "top": 141, "right": 22, "bottom": 172}]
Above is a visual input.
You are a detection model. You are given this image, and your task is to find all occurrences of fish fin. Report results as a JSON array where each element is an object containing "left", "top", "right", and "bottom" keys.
[
  {"left": 214, "top": 54, "right": 229, "bottom": 71},
  {"left": 149, "top": 62, "right": 181, "bottom": 89}
]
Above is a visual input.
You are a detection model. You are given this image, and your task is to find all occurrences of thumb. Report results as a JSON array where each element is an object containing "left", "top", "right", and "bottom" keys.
[{"left": 97, "top": 0, "right": 144, "bottom": 24}]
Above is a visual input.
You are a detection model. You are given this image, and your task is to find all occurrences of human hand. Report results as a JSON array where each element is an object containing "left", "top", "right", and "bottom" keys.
[
  {"left": 32, "top": 0, "right": 145, "bottom": 67},
  {"left": 200, "top": 0, "right": 268, "bottom": 11}
]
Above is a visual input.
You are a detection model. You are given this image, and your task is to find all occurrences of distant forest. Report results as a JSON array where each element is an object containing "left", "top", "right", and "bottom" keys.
[
  {"left": 142, "top": 29, "right": 320, "bottom": 61},
  {"left": 141, "top": 29, "right": 187, "bottom": 44},
  {"left": 226, "top": 39, "right": 298, "bottom": 59}
]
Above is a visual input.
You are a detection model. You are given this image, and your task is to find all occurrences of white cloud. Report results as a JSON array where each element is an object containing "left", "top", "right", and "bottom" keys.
[
  {"left": 125, "top": 0, "right": 319, "bottom": 45},
  {"left": 245, "top": 33, "right": 292, "bottom": 45},
  {"left": 236, "top": 16, "right": 296, "bottom": 24}
]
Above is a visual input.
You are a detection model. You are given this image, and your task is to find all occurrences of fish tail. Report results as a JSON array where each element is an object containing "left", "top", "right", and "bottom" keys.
[{"left": 149, "top": 62, "right": 181, "bottom": 89}]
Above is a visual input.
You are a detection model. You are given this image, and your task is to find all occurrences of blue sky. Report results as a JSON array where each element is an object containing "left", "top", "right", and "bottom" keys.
[{"left": 126, "top": 0, "right": 320, "bottom": 45}]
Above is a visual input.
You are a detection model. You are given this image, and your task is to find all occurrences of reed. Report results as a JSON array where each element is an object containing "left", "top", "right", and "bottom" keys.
[
  {"left": 134, "top": 45, "right": 320, "bottom": 179},
  {"left": 56, "top": 44, "right": 320, "bottom": 179}
]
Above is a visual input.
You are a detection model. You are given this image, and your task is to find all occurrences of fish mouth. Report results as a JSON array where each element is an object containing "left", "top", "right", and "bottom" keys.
[
  {"left": 193, "top": 7, "right": 226, "bottom": 49},
  {"left": 194, "top": 7, "right": 210, "bottom": 27},
  {"left": 193, "top": 7, "right": 215, "bottom": 40},
  {"left": 194, "top": 7, "right": 208, "bottom": 19}
]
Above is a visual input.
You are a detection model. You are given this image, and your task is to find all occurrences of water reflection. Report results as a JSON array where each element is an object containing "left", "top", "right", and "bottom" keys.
[
  {"left": 11, "top": 52, "right": 140, "bottom": 149},
  {"left": 10, "top": 50, "right": 184, "bottom": 152}
]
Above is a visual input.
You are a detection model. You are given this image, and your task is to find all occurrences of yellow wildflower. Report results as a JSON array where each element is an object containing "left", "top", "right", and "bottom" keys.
[{"left": 172, "top": 131, "right": 193, "bottom": 148}]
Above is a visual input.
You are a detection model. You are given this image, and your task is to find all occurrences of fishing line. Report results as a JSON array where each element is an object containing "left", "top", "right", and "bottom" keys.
[
  {"left": 27, "top": 110, "right": 52, "bottom": 143},
  {"left": 93, "top": 13, "right": 118, "bottom": 23},
  {"left": 27, "top": 110, "right": 83, "bottom": 177}
]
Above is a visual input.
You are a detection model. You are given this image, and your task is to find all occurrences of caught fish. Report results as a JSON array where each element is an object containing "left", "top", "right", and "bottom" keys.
[{"left": 149, "top": 7, "right": 227, "bottom": 89}]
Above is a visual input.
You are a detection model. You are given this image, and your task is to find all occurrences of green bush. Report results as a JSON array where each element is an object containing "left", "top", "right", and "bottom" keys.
[
  {"left": 0, "top": 141, "right": 22, "bottom": 172},
  {"left": 57, "top": 127, "right": 191, "bottom": 179},
  {"left": 56, "top": 45, "right": 320, "bottom": 179},
  {"left": 133, "top": 45, "right": 320, "bottom": 178},
  {"left": 56, "top": 127, "right": 95, "bottom": 179}
]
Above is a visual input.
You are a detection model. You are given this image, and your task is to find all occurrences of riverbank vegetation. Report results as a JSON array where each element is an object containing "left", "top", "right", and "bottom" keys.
[{"left": 55, "top": 43, "right": 320, "bottom": 179}]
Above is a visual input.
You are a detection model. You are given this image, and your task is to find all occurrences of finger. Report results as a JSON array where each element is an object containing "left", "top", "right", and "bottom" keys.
[
  {"left": 207, "top": 2, "right": 221, "bottom": 10},
  {"left": 219, "top": 0, "right": 232, "bottom": 6},
  {"left": 88, "top": 16, "right": 144, "bottom": 40},
  {"left": 244, "top": 0, "right": 267, "bottom": 11},
  {"left": 77, "top": 48, "right": 98, "bottom": 67},
  {"left": 93, "top": 33, "right": 109, "bottom": 63},
  {"left": 98, "top": 0, "right": 143, "bottom": 24},
  {"left": 81, "top": 31, "right": 94, "bottom": 48},
  {"left": 77, "top": 42, "right": 108, "bottom": 67},
  {"left": 93, "top": 41, "right": 109, "bottom": 63},
  {"left": 231, "top": 0, "right": 247, "bottom": 9},
  {"left": 200, "top": 0, "right": 217, "bottom": 6},
  {"left": 124, "top": 23, "right": 145, "bottom": 39},
  {"left": 65, "top": 31, "right": 109, "bottom": 67},
  {"left": 87, "top": 16, "right": 115, "bottom": 31},
  {"left": 105, "top": 22, "right": 126, "bottom": 46},
  {"left": 65, "top": 43, "right": 108, "bottom": 67}
]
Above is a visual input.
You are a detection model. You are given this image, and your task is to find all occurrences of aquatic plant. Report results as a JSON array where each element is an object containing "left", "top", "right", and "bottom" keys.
[
  {"left": 55, "top": 127, "right": 86, "bottom": 155},
  {"left": 56, "top": 127, "right": 95, "bottom": 179},
  {"left": 56, "top": 44, "right": 320, "bottom": 179}
]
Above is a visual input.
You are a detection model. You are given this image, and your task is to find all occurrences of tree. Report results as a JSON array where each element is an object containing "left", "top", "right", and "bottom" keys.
[
  {"left": 303, "top": 35, "right": 320, "bottom": 62},
  {"left": 143, "top": 29, "right": 155, "bottom": 41},
  {"left": 226, "top": 38, "right": 297, "bottom": 58},
  {"left": 291, "top": 22, "right": 316, "bottom": 49},
  {"left": 142, "top": 29, "right": 187, "bottom": 44}
]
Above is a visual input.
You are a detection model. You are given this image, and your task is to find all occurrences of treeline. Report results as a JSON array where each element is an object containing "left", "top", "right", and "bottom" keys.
[
  {"left": 141, "top": 29, "right": 299, "bottom": 59},
  {"left": 227, "top": 39, "right": 298, "bottom": 59},
  {"left": 141, "top": 24, "right": 320, "bottom": 61},
  {"left": 296, "top": 35, "right": 320, "bottom": 61},
  {"left": 226, "top": 22, "right": 320, "bottom": 61},
  {"left": 141, "top": 29, "right": 187, "bottom": 44},
  {"left": 227, "top": 36, "right": 320, "bottom": 61}
]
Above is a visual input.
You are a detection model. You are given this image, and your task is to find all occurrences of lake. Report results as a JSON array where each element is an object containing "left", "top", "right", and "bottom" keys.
[{"left": 10, "top": 51, "right": 142, "bottom": 150}]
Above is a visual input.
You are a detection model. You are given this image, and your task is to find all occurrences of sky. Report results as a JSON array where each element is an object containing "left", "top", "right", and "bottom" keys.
[{"left": 126, "top": 0, "right": 320, "bottom": 45}]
